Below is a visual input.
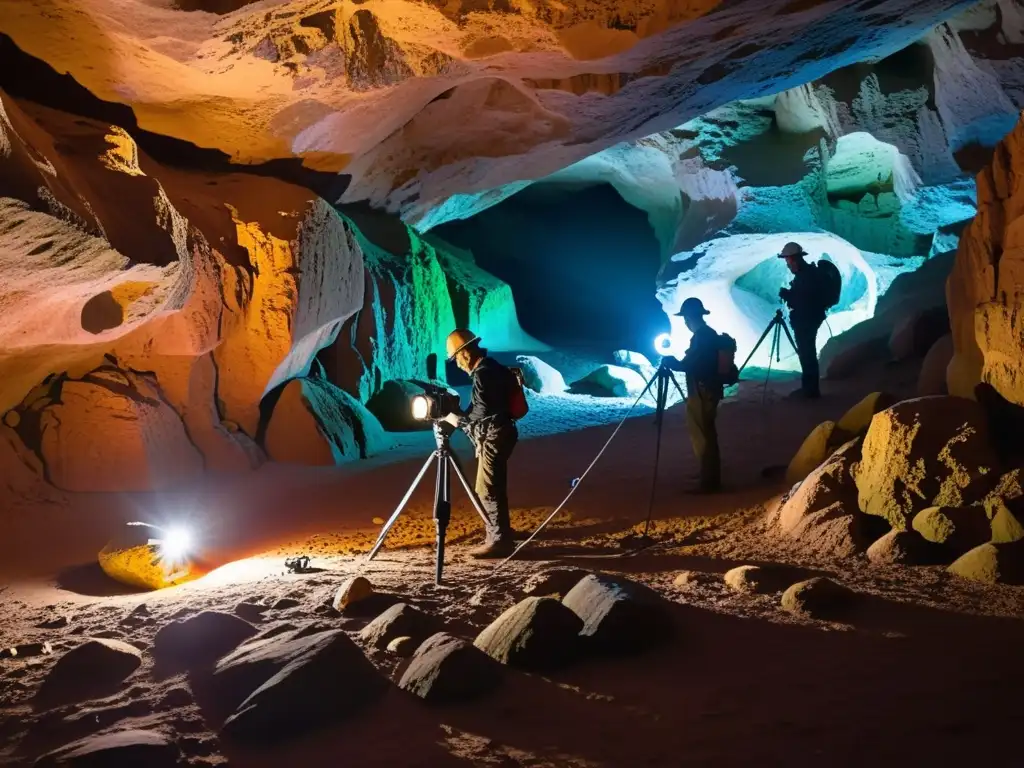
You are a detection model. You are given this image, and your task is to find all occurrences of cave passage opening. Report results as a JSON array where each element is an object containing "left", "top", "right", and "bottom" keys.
[{"left": 434, "top": 182, "right": 665, "bottom": 356}]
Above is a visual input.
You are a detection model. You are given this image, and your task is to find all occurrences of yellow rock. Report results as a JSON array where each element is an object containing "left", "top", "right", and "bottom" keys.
[
  {"left": 785, "top": 421, "right": 836, "bottom": 486},
  {"left": 333, "top": 576, "right": 373, "bottom": 611},
  {"left": 833, "top": 392, "right": 896, "bottom": 444},
  {"left": 98, "top": 541, "right": 194, "bottom": 591}
]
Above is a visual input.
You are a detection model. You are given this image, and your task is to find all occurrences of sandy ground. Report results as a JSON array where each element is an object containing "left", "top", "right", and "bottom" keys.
[{"left": 3, "top": 359, "right": 1024, "bottom": 766}]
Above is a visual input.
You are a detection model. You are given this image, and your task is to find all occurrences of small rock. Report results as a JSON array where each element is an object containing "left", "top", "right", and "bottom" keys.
[
  {"left": 866, "top": 529, "right": 946, "bottom": 565},
  {"left": 372, "top": 517, "right": 385, "bottom": 525},
  {"left": 270, "top": 598, "right": 301, "bottom": 610},
  {"left": 786, "top": 421, "right": 836, "bottom": 485},
  {"left": 2, "top": 642, "right": 53, "bottom": 659},
  {"left": 561, "top": 574, "right": 671, "bottom": 654},
  {"left": 35, "top": 616, "right": 69, "bottom": 630},
  {"left": 33, "top": 729, "right": 182, "bottom": 768},
  {"left": 153, "top": 611, "right": 257, "bottom": 671},
  {"left": 781, "top": 578, "right": 854, "bottom": 619},
  {"left": 521, "top": 568, "right": 589, "bottom": 598},
  {"left": 723, "top": 565, "right": 792, "bottom": 594},
  {"left": 398, "top": 633, "right": 503, "bottom": 704},
  {"left": 217, "top": 629, "right": 386, "bottom": 742},
  {"left": 359, "top": 603, "right": 438, "bottom": 650},
  {"left": 37, "top": 638, "right": 142, "bottom": 706},
  {"left": 948, "top": 541, "right": 1024, "bottom": 585},
  {"left": 673, "top": 571, "right": 716, "bottom": 588},
  {"left": 234, "top": 602, "right": 268, "bottom": 623},
  {"left": 386, "top": 636, "right": 415, "bottom": 657},
  {"left": 333, "top": 576, "right": 373, "bottom": 612},
  {"left": 474, "top": 597, "right": 582, "bottom": 670}
]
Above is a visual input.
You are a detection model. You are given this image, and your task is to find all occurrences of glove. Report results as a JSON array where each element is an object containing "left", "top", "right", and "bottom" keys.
[{"left": 440, "top": 412, "right": 460, "bottom": 427}]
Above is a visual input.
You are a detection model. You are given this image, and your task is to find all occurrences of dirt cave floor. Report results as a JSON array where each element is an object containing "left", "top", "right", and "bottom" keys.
[{"left": 2, "top": 361, "right": 1024, "bottom": 767}]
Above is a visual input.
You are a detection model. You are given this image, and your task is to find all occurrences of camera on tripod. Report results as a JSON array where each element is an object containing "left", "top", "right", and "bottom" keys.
[{"left": 411, "top": 384, "right": 461, "bottom": 422}]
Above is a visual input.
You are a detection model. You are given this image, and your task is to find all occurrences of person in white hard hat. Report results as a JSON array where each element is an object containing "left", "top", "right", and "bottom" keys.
[
  {"left": 440, "top": 329, "right": 519, "bottom": 558},
  {"left": 778, "top": 241, "right": 823, "bottom": 399}
]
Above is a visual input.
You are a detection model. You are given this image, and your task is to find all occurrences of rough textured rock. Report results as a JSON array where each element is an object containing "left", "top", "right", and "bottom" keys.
[
  {"left": 833, "top": 392, "right": 897, "bottom": 445},
  {"left": 912, "top": 505, "right": 992, "bottom": 555},
  {"left": 948, "top": 540, "right": 1024, "bottom": 585},
  {"left": 153, "top": 611, "right": 258, "bottom": 671},
  {"left": 786, "top": 421, "right": 837, "bottom": 485},
  {"left": 612, "top": 350, "right": 656, "bottom": 379},
  {"left": 98, "top": 526, "right": 195, "bottom": 591},
  {"left": 358, "top": 603, "right": 438, "bottom": 651},
  {"left": 521, "top": 568, "right": 589, "bottom": 598},
  {"left": 515, "top": 356, "right": 567, "bottom": 394},
  {"left": 474, "top": 597, "right": 583, "bottom": 670},
  {"left": 570, "top": 365, "right": 647, "bottom": 398},
  {"left": 37, "top": 638, "right": 142, "bottom": 706},
  {"left": 781, "top": 578, "right": 854, "bottom": 619},
  {"left": 210, "top": 628, "right": 384, "bottom": 725},
  {"left": 889, "top": 306, "right": 950, "bottom": 361},
  {"left": 398, "top": 632, "right": 503, "bottom": 704},
  {"left": 333, "top": 576, "right": 375, "bottom": 612},
  {"left": 983, "top": 469, "right": 1024, "bottom": 543},
  {"left": 219, "top": 628, "right": 385, "bottom": 741},
  {"left": 263, "top": 375, "right": 388, "bottom": 465},
  {"left": 854, "top": 396, "right": 1001, "bottom": 529},
  {"left": 918, "top": 334, "right": 954, "bottom": 396},
  {"left": 723, "top": 565, "right": 796, "bottom": 595},
  {"left": 866, "top": 529, "right": 945, "bottom": 565},
  {"left": 33, "top": 729, "right": 182, "bottom": 768},
  {"left": 561, "top": 574, "right": 671, "bottom": 653},
  {"left": 774, "top": 438, "right": 867, "bottom": 558}
]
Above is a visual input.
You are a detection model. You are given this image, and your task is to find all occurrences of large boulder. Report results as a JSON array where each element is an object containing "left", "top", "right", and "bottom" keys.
[
  {"left": 153, "top": 611, "right": 258, "bottom": 672},
  {"left": 37, "top": 639, "right": 142, "bottom": 706},
  {"left": 358, "top": 603, "right": 439, "bottom": 650},
  {"left": 948, "top": 540, "right": 1024, "bottom": 585},
  {"left": 774, "top": 438, "right": 867, "bottom": 558},
  {"left": 854, "top": 396, "right": 1001, "bottom": 530},
  {"left": 866, "top": 529, "right": 945, "bottom": 565},
  {"left": 473, "top": 597, "right": 583, "bottom": 670},
  {"left": 98, "top": 525, "right": 195, "bottom": 591},
  {"left": 561, "top": 574, "right": 671, "bottom": 654},
  {"left": 515, "top": 356, "right": 566, "bottom": 394},
  {"left": 263, "top": 376, "right": 388, "bottom": 465},
  {"left": 36, "top": 373, "right": 203, "bottom": 493},
  {"left": 832, "top": 392, "right": 897, "bottom": 445},
  {"left": 398, "top": 632, "right": 503, "bottom": 704},
  {"left": 209, "top": 628, "right": 385, "bottom": 734},
  {"left": 786, "top": 421, "right": 837, "bottom": 485},
  {"left": 33, "top": 729, "right": 182, "bottom": 768},
  {"left": 917, "top": 334, "right": 953, "bottom": 396},
  {"left": 570, "top": 365, "right": 647, "bottom": 398}
]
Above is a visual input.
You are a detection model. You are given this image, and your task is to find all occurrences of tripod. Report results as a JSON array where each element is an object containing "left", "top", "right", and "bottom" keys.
[
  {"left": 639, "top": 361, "right": 687, "bottom": 539},
  {"left": 737, "top": 308, "right": 797, "bottom": 403},
  {"left": 366, "top": 422, "right": 489, "bottom": 585}
]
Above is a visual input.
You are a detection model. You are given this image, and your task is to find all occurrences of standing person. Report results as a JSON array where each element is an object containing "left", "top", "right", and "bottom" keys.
[
  {"left": 441, "top": 329, "right": 520, "bottom": 558},
  {"left": 664, "top": 298, "right": 725, "bottom": 493},
  {"left": 778, "top": 241, "right": 825, "bottom": 399}
]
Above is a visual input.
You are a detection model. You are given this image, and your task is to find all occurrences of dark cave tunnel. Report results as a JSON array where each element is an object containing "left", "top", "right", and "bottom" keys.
[{"left": 435, "top": 182, "right": 667, "bottom": 355}]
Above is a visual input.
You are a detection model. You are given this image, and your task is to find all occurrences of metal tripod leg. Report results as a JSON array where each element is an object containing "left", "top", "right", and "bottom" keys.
[
  {"left": 447, "top": 452, "right": 490, "bottom": 527},
  {"left": 643, "top": 366, "right": 686, "bottom": 539},
  {"left": 434, "top": 452, "right": 451, "bottom": 585},
  {"left": 366, "top": 451, "right": 436, "bottom": 561},
  {"left": 739, "top": 314, "right": 780, "bottom": 374}
]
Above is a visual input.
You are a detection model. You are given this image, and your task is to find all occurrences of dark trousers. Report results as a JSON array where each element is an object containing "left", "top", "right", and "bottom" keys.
[
  {"left": 685, "top": 383, "right": 721, "bottom": 490},
  {"left": 474, "top": 423, "right": 518, "bottom": 543},
  {"left": 791, "top": 313, "right": 824, "bottom": 397}
]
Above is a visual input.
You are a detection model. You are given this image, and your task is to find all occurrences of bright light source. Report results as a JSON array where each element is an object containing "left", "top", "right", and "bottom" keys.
[
  {"left": 159, "top": 527, "right": 192, "bottom": 561},
  {"left": 411, "top": 395, "right": 429, "bottom": 420},
  {"left": 654, "top": 333, "right": 674, "bottom": 356}
]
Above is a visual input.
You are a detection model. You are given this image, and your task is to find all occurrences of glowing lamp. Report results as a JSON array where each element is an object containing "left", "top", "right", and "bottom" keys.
[
  {"left": 411, "top": 395, "right": 430, "bottom": 420},
  {"left": 654, "top": 333, "right": 674, "bottom": 357},
  {"left": 159, "top": 527, "right": 192, "bottom": 562}
]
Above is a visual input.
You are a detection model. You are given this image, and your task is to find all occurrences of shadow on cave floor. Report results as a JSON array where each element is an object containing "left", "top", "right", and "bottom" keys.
[{"left": 54, "top": 563, "right": 148, "bottom": 597}]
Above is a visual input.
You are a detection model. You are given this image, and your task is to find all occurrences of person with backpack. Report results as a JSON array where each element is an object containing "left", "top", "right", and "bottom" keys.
[
  {"left": 441, "top": 329, "right": 526, "bottom": 558},
  {"left": 777, "top": 241, "right": 840, "bottom": 400},
  {"left": 663, "top": 297, "right": 733, "bottom": 493}
]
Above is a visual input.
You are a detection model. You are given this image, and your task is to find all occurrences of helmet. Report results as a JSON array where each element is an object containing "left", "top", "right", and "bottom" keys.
[
  {"left": 778, "top": 241, "right": 807, "bottom": 259},
  {"left": 676, "top": 297, "right": 710, "bottom": 318},
  {"left": 446, "top": 329, "right": 480, "bottom": 360}
]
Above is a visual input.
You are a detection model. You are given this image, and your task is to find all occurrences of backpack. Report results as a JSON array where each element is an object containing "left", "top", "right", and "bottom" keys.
[
  {"left": 507, "top": 366, "right": 529, "bottom": 420},
  {"left": 814, "top": 259, "right": 842, "bottom": 310},
  {"left": 717, "top": 333, "right": 739, "bottom": 386}
]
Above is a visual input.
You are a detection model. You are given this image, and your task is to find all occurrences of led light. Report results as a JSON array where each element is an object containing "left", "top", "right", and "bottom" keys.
[
  {"left": 654, "top": 333, "right": 674, "bottom": 356},
  {"left": 159, "top": 527, "right": 192, "bottom": 562},
  {"left": 411, "top": 395, "right": 429, "bottom": 420}
]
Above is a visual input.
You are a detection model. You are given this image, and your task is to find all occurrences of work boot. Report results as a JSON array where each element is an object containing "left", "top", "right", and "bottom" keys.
[{"left": 468, "top": 538, "right": 515, "bottom": 559}]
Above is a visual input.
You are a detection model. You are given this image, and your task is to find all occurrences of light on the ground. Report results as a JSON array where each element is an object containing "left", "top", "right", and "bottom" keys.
[
  {"left": 411, "top": 395, "right": 429, "bottom": 420},
  {"left": 654, "top": 333, "right": 674, "bottom": 356},
  {"left": 159, "top": 527, "right": 192, "bottom": 561}
]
